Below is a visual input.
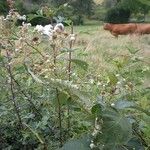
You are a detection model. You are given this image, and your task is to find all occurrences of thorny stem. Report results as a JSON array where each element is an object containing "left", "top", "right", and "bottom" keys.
[
  {"left": 68, "top": 23, "right": 74, "bottom": 80},
  {"left": 23, "top": 123, "right": 48, "bottom": 150},
  {"left": 25, "top": 41, "right": 45, "bottom": 58},
  {"left": 56, "top": 88, "right": 63, "bottom": 147},
  {"left": 133, "top": 128, "right": 148, "bottom": 147},
  {"left": 67, "top": 22, "right": 74, "bottom": 134},
  {"left": 52, "top": 42, "right": 63, "bottom": 147},
  {"left": 6, "top": 49, "right": 23, "bottom": 129},
  {"left": 12, "top": 76, "right": 42, "bottom": 118},
  {"left": 1, "top": 41, "right": 42, "bottom": 119}
]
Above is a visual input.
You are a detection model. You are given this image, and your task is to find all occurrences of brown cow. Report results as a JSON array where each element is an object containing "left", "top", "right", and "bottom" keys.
[
  {"left": 104, "top": 23, "right": 137, "bottom": 37},
  {"left": 136, "top": 24, "right": 150, "bottom": 35}
]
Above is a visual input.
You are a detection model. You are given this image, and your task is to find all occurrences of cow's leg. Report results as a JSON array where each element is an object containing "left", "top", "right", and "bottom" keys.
[{"left": 111, "top": 32, "right": 118, "bottom": 38}]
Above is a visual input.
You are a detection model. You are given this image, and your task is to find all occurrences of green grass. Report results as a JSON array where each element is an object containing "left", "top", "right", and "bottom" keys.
[{"left": 1, "top": 19, "right": 150, "bottom": 149}]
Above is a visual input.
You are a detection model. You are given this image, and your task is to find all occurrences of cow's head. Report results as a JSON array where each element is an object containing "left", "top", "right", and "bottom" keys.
[{"left": 103, "top": 23, "right": 111, "bottom": 30}]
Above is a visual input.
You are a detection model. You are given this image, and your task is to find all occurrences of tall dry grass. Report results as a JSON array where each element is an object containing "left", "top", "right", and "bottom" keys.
[{"left": 75, "top": 26, "right": 150, "bottom": 77}]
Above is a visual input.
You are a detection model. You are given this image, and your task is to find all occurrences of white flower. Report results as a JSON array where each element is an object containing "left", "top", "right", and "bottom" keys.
[
  {"left": 111, "top": 103, "right": 115, "bottom": 107},
  {"left": 69, "top": 34, "right": 76, "bottom": 42},
  {"left": 34, "top": 24, "right": 55, "bottom": 39},
  {"left": 27, "top": 23, "right": 31, "bottom": 26},
  {"left": 115, "top": 74, "right": 120, "bottom": 77},
  {"left": 122, "top": 78, "right": 126, "bottom": 82},
  {"left": 18, "top": 15, "right": 26, "bottom": 21},
  {"left": 63, "top": 3, "right": 68, "bottom": 7},
  {"left": 46, "top": 59, "right": 50, "bottom": 63},
  {"left": 89, "top": 79, "right": 94, "bottom": 84},
  {"left": 117, "top": 81, "right": 121, "bottom": 85},
  {"left": 15, "top": 48, "right": 19, "bottom": 52},
  {"left": 70, "top": 36, "right": 75, "bottom": 41},
  {"left": 44, "top": 75, "right": 48, "bottom": 79},
  {"left": 42, "top": 29, "right": 51, "bottom": 36},
  {"left": 22, "top": 22, "right": 31, "bottom": 28},
  {"left": 71, "top": 84, "right": 79, "bottom": 89},
  {"left": 56, "top": 79, "right": 62, "bottom": 83},
  {"left": 92, "top": 129, "right": 98, "bottom": 136},
  {"left": 34, "top": 25, "right": 44, "bottom": 32},
  {"left": 90, "top": 143, "right": 96, "bottom": 149},
  {"left": 72, "top": 73, "right": 76, "bottom": 76},
  {"left": 51, "top": 78, "right": 55, "bottom": 81},
  {"left": 103, "top": 84, "right": 106, "bottom": 87},
  {"left": 97, "top": 82, "right": 102, "bottom": 86},
  {"left": 44, "top": 24, "right": 53, "bottom": 32},
  {"left": 6, "top": 14, "right": 11, "bottom": 20},
  {"left": 54, "top": 23, "right": 64, "bottom": 33}
]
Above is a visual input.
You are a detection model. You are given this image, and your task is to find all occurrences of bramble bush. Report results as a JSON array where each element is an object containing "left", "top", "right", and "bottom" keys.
[{"left": 0, "top": 1, "right": 150, "bottom": 150}]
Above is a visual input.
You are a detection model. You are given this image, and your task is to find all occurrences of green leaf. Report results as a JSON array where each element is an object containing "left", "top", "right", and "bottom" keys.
[
  {"left": 53, "top": 91, "right": 70, "bottom": 107},
  {"left": 108, "top": 72, "right": 118, "bottom": 85},
  {"left": 59, "top": 48, "right": 78, "bottom": 53},
  {"left": 138, "top": 0, "right": 150, "bottom": 6},
  {"left": 26, "top": 66, "right": 43, "bottom": 84},
  {"left": 69, "top": 89, "right": 92, "bottom": 112},
  {"left": 63, "top": 19, "right": 72, "bottom": 26},
  {"left": 131, "top": 106, "right": 150, "bottom": 116},
  {"left": 49, "top": 78, "right": 92, "bottom": 112},
  {"left": 27, "top": 14, "right": 47, "bottom": 22},
  {"left": 36, "top": 9, "right": 43, "bottom": 16},
  {"left": 113, "top": 100, "right": 135, "bottom": 110},
  {"left": 126, "top": 46, "right": 140, "bottom": 54},
  {"left": 71, "top": 59, "right": 88, "bottom": 71},
  {"left": 59, "top": 134, "right": 91, "bottom": 150},
  {"left": 0, "top": 55, "right": 4, "bottom": 62},
  {"left": 113, "top": 100, "right": 150, "bottom": 116},
  {"left": 91, "top": 104, "right": 102, "bottom": 116},
  {"left": 98, "top": 107, "right": 132, "bottom": 148},
  {"left": 126, "top": 137, "right": 145, "bottom": 150},
  {"left": 58, "top": 91, "right": 70, "bottom": 105}
]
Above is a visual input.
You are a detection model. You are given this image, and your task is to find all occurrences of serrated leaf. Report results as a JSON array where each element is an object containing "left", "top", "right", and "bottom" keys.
[
  {"left": 49, "top": 78, "right": 92, "bottom": 112},
  {"left": 59, "top": 134, "right": 91, "bottom": 150},
  {"left": 71, "top": 59, "right": 88, "bottom": 71},
  {"left": 69, "top": 89, "right": 92, "bottom": 112},
  {"left": 98, "top": 107, "right": 132, "bottom": 148},
  {"left": 113, "top": 100, "right": 135, "bottom": 110},
  {"left": 53, "top": 91, "right": 70, "bottom": 107},
  {"left": 113, "top": 100, "right": 150, "bottom": 116},
  {"left": 58, "top": 91, "right": 70, "bottom": 105}
]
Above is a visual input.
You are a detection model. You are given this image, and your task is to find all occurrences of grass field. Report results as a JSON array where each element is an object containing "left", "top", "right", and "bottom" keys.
[{"left": 72, "top": 23, "right": 150, "bottom": 74}]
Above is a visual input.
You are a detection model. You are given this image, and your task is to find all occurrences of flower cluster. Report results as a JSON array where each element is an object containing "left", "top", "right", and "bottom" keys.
[{"left": 34, "top": 23, "right": 65, "bottom": 39}]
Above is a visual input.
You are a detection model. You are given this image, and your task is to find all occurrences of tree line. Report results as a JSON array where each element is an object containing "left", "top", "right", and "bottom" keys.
[{"left": 0, "top": 0, "right": 150, "bottom": 24}]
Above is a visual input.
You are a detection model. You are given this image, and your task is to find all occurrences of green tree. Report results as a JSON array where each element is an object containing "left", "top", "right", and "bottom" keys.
[
  {"left": 48, "top": 0, "right": 68, "bottom": 7},
  {"left": 68, "top": 0, "right": 94, "bottom": 24},
  {"left": 0, "top": 0, "right": 9, "bottom": 15},
  {"left": 70, "top": 0, "right": 94, "bottom": 17},
  {"left": 105, "top": 0, "right": 150, "bottom": 23}
]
